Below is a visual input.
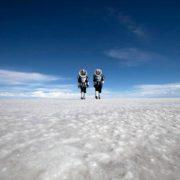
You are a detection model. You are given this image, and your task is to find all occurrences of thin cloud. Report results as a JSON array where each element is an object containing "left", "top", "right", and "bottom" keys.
[
  {"left": 31, "top": 90, "right": 79, "bottom": 99},
  {"left": 0, "top": 69, "right": 61, "bottom": 85},
  {"left": 113, "top": 83, "right": 180, "bottom": 98},
  {"left": 105, "top": 48, "right": 166, "bottom": 66},
  {"left": 107, "top": 9, "right": 147, "bottom": 38},
  {"left": 0, "top": 90, "right": 79, "bottom": 99},
  {"left": 118, "top": 14, "right": 146, "bottom": 38},
  {"left": 0, "top": 83, "right": 79, "bottom": 99},
  {"left": 0, "top": 69, "right": 77, "bottom": 98},
  {"left": 133, "top": 83, "right": 180, "bottom": 98}
]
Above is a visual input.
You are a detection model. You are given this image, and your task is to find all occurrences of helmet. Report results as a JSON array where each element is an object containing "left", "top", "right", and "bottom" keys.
[
  {"left": 95, "top": 69, "right": 102, "bottom": 76},
  {"left": 79, "top": 69, "right": 87, "bottom": 77}
]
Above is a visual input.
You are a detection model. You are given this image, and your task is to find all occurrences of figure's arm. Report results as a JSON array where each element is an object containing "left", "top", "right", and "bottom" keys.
[
  {"left": 102, "top": 75, "right": 105, "bottom": 84},
  {"left": 86, "top": 76, "right": 89, "bottom": 87},
  {"left": 77, "top": 76, "right": 81, "bottom": 87},
  {"left": 78, "top": 76, "right": 81, "bottom": 83},
  {"left": 93, "top": 75, "right": 97, "bottom": 86},
  {"left": 93, "top": 75, "right": 96, "bottom": 82}
]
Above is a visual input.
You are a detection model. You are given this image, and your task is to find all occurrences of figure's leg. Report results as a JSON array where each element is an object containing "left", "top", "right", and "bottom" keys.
[
  {"left": 83, "top": 88, "right": 86, "bottom": 99},
  {"left": 80, "top": 88, "right": 84, "bottom": 99},
  {"left": 98, "top": 85, "right": 102, "bottom": 99},
  {"left": 95, "top": 90, "right": 98, "bottom": 99},
  {"left": 82, "top": 92, "right": 84, "bottom": 99}
]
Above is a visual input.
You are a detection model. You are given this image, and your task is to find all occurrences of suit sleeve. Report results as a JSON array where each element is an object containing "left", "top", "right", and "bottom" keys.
[
  {"left": 78, "top": 75, "right": 81, "bottom": 83},
  {"left": 93, "top": 75, "right": 96, "bottom": 82},
  {"left": 86, "top": 76, "right": 89, "bottom": 83},
  {"left": 102, "top": 75, "right": 105, "bottom": 81}
]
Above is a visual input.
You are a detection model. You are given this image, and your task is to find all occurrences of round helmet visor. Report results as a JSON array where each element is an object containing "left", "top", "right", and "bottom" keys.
[
  {"left": 79, "top": 69, "right": 87, "bottom": 77},
  {"left": 95, "top": 69, "right": 102, "bottom": 76}
]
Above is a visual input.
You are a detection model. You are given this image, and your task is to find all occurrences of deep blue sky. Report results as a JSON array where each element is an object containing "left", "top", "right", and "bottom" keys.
[{"left": 0, "top": 0, "right": 180, "bottom": 97}]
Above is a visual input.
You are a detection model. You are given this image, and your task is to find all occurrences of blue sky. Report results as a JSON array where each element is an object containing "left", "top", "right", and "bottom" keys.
[{"left": 0, "top": 0, "right": 180, "bottom": 98}]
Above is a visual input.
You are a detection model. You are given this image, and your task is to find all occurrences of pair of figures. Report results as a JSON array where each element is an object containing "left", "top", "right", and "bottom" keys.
[{"left": 78, "top": 69, "right": 105, "bottom": 99}]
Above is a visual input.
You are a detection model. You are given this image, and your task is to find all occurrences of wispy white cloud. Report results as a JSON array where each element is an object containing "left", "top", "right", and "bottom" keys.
[
  {"left": 118, "top": 14, "right": 146, "bottom": 38},
  {"left": 105, "top": 48, "right": 165, "bottom": 66},
  {"left": 0, "top": 69, "right": 61, "bottom": 85},
  {"left": 107, "top": 9, "right": 146, "bottom": 38},
  {"left": 113, "top": 83, "right": 180, "bottom": 98},
  {"left": 31, "top": 90, "right": 79, "bottom": 99},
  {"left": 0, "top": 90, "right": 79, "bottom": 99},
  {"left": 0, "top": 69, "right": 78, "bottom": 98},
  {"left": 133, "top": 83, "right": 180, "bottom": 98}
]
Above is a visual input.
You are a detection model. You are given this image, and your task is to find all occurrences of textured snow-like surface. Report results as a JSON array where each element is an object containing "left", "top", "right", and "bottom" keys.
[{"left": 0, "top": 99, "right": 180, "bottom": 180}]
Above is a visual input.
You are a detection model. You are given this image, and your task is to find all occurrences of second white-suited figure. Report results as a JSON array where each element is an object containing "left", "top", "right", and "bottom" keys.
[{"left": 93, "top": 69, "right": 105, "bottom": 99}]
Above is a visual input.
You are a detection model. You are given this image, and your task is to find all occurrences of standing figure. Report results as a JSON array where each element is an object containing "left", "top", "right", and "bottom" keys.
[
  {"left": 78, "top": 69, "right": 89, "bottom": 99},
  {"left": 93, "top": 69, "right": 105, "bottom": 99}
]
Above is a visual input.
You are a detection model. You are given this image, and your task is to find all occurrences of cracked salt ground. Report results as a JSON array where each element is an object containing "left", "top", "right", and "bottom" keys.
[{"left": 0, "top": 99, "right": 180, "bottom": 180}]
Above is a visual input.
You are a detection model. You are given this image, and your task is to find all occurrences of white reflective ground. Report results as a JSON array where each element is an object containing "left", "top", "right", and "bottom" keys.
[{"left": 0, "top": 99, "right": 180, "bottom": 180}]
